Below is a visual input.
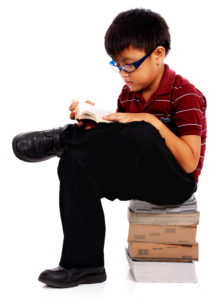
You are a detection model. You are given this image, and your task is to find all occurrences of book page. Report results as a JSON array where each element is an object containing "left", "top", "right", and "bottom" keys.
[{"left": 75, "top": 101, "right": 113, "bottom": 123}]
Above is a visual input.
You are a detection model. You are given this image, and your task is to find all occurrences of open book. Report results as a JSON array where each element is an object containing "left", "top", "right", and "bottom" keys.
[{"left": 74, "top": 100, "right": 114, "bottom": 123}]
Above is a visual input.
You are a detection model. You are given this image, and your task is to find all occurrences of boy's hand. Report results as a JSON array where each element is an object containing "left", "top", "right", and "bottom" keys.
[
  {"left": 69, "top": 100, "right": 97, "bottom": 130},
  {"left": 103, "top": 112, "right": 164, "bottom": 133},
  {"left": 103, "top": 112, "right": 144, "bottom": 123},
  {"left": 103, "top": 112, "right": 161, "bottom": 128}
]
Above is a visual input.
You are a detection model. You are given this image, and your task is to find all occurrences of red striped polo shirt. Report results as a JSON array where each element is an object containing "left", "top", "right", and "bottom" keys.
[{"left": 116, "top": 64, "right": 207, "bottom": 182}]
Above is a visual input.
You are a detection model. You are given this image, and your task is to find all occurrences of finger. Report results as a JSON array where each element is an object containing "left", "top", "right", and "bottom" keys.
[
  {"left": 103, "top": 114, "right": 115, "bottom": 120},
  {"left": 70, "top": 111, "right": 76, "bottom": 119},
  {"left": 85, "top": 100, "right": 95, "bottom": 106},
  {"left": 77, "top": 121, "right": 84, "bottom": 126},
  {"left": 69, "top": 101, "right": 79, "bottom": 111},
  {"left": 69, "top": 102, "right": 79, "bottom": 111},
  {"left": 103, "top": 114, "right": 110, "bottom": 119}
]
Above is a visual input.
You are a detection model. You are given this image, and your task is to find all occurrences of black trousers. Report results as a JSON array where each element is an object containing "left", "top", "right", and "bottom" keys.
[{"left": 57, "top": 121, "right": 197, "bottom": 269}]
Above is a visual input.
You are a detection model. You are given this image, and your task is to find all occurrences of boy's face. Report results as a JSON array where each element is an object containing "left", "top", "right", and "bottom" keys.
[{"left": 114, "top": 45, "right": 165, "bottom": 97}]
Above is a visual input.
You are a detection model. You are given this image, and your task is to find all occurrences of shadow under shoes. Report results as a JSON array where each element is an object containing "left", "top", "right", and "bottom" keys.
[
  {"left": 38, "top": 266, "right": 107, "bottom": 288},
  {"left": 12, "top": 125, "right": 70, "bottom": 162}
]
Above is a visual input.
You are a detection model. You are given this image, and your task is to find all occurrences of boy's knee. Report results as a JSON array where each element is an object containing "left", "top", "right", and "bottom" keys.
[{"left": 119, "top": 121, "right": 162, "bottom": 146}]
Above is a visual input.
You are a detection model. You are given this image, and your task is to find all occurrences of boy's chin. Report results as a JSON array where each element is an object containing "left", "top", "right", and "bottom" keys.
[
  {"left": 128, "top": 85, "right": 141, "bottom": 93},
  {"left": 126, "top": 84, "right": 135, "bottom": 91},
  {"left": 126, "top": 83, "right": 143, "bottom": 93}
]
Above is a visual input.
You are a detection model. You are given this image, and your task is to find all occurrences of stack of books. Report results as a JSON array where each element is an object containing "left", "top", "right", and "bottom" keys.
[{"left": 126, "top": 194, "right": 200, "bottom": 283}]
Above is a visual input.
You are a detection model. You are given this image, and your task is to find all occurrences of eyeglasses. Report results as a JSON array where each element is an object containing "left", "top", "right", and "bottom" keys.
[{"left": 109, "top": 48, "right": 155, "bottom": 73}]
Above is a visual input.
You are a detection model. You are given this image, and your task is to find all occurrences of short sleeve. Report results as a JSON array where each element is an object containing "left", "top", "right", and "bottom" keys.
[{"left": 173, "top": 86, "right": 207, "bottom": 137}]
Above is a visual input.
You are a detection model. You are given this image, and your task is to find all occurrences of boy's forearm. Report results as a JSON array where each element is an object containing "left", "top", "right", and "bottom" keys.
[{"left": 144, "top": 115, "right": 199, "bottom": 173}]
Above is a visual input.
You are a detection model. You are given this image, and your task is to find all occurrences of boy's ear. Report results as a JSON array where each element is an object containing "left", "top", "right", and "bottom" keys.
[{"left": 152, "top": 46, "right": 166, "bottom": 64}]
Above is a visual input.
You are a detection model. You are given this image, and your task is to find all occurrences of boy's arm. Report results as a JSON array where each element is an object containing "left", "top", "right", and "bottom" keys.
[
  {"left": 157, "top": 120, "right": 201, "bottom": 173},
  {"left": 103, "top": 112, "right": 201, "bottom": 174}
]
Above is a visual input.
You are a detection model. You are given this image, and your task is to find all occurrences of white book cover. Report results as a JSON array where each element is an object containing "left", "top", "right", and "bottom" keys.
[
  {"left": 125, "top": 248, "right": 197, "bottom": 283},
  {"left": 129, "top": 194, "right": 197, "bottom": 214}
]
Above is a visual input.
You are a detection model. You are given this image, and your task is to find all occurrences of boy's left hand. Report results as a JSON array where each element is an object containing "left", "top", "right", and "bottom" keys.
[
  {"left": 103, "top": 112, "right": 144, "bottom": 123},
  {"left": 103, "top": 112, "right": 160, "bottom": 125},
  {"left": 103, "top": 112, "right": 163, "bottom": 130}
]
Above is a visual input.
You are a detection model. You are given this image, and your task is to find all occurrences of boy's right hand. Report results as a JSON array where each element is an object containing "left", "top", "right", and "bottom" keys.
[{"left": 69, "top": 99, "right": 96, "bottom": 130}]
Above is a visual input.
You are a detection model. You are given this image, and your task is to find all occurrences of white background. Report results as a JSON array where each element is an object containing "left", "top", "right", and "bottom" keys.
[{"left": 0, "top": 0, "right": 218, "bottom": 299}]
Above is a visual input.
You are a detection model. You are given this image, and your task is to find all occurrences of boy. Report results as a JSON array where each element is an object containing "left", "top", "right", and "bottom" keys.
[{"left": 12, "top": 8, "right": 206, "bottom": 288}]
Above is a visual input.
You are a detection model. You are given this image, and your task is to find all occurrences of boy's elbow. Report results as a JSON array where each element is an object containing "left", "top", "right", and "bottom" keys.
[
  {"left": 180, "top": 134, "right": 201, "bottom": 174},
  {"left": 183, "top": 159, "right": 199, "bottom": 174},
  {"left": 184, "top": 165, "right": 197, "bottom": 174}
]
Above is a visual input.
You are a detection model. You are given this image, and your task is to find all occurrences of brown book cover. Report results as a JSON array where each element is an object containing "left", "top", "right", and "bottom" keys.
[
  {"left": 128, "top": 224, "right": 197, "bottom": 244},
  {"left": 128, "top": 241, "right": 198, "bottom": 261}
]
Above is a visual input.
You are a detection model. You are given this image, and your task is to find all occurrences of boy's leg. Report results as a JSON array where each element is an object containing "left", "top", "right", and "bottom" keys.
[
  {"left": 60, "top": 121, "right": 197, "bottom": 204},
  {"left": 57, "top": 121, "right": 197, "bottom": 269},
  {"left": 57, "top": 147, "right": 106, "bottom": 268}
]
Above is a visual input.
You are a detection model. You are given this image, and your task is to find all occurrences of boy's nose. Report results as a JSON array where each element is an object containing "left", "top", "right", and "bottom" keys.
[
  {"left": 120, "top": 69, "right": 129, "bottom": 79},
  {"left": 120, "top": 68, "right": 127, "bottom": 76}
]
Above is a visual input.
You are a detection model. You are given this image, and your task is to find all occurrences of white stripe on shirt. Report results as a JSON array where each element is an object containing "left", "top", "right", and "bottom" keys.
[
  {"left": 175, "top": 108, "right": 203, "bottom": 114},
  {"left": 178, "top": 123, "right": 202, "bottom": 128},
  {"left": 174, "top": 93, "right": 203, "bottom": 103},
  {"left": 119, "top": 99, "right": 140, "bottom": 103},
  {"left": 171, "top": 86, "right": 182, "bottom": 89},
  {"left": 154, "top": 99, "right": 171, "bottom": 102}
]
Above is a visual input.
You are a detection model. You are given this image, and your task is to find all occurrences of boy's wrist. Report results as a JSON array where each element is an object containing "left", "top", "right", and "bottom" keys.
[{"left": 141, "top": 113, "right": 164, "bottom": 133}]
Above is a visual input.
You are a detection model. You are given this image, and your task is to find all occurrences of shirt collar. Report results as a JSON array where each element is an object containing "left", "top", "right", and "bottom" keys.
[{"left": 156, "top": 64, "right": 176, "bottom": 96}]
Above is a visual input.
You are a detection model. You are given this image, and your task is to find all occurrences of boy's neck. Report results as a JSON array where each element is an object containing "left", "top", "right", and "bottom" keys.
[{"left": 141, "top": 64, "right": 165, "bottom": 102}]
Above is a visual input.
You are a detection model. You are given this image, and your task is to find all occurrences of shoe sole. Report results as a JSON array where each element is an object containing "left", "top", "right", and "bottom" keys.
[{"left": 38, "top": 272, "right": 107, "bottom": 288}]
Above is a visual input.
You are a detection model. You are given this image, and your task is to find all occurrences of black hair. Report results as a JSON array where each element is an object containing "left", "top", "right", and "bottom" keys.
[{"left": 105, "top": 8, "right": 171, "bottom": 58}]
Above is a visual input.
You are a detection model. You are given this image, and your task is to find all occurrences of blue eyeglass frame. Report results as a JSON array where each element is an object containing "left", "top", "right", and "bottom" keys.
[{"left": 109, "top": 48, "right": 156, "bottom": 73}]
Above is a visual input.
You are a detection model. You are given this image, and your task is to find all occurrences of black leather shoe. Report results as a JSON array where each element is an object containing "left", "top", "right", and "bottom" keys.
[
  {"left": 12, "top": 125, "right": 70, "bottom": 162},
  {"left": 38, "top": 266, "right": 107, "bottom": 288}
]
